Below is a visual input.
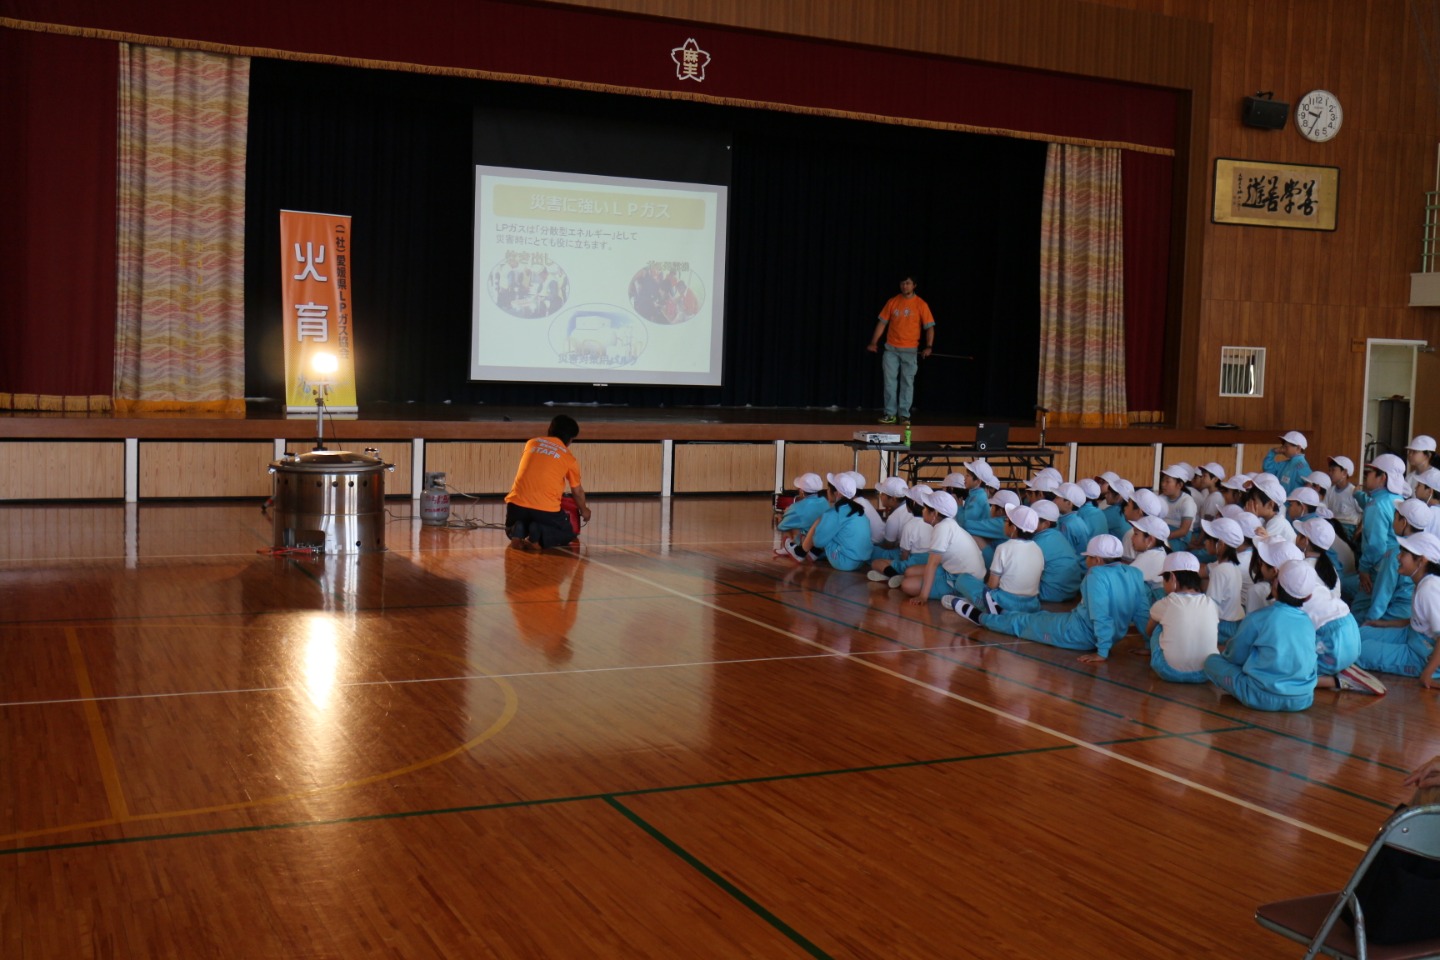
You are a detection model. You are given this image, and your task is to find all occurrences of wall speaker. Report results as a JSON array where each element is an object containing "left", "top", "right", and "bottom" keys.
[{"left": 1242, "top": 96, "right": 1289, "bottom": 130}]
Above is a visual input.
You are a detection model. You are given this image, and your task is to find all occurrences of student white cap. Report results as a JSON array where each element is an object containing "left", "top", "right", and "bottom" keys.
[
  {"left": 1397, "top": 497, "right": 1434, "bottom": 531},
  {"left": 878, "top": 476, "right": 910, "bottom": 498},
  {"left": 1112, "top": 477, "right": 1136, "bottom": 501},
  {"left": 1305, "top": 471, "right": 1332, "bottom": 491},
  {"left": 1162, "top": 551, "right": 1200, "bottom": 574},
  {"left": 1199, "top": 462, "right": 1228, "bottom": 481},
  {"left": 964, "top": 460, "right": 1000, "bottom": 489},
  {"left": 1162, "top": 463, "right": 1195, "bottom": 482},
  {"left": 909, "top": 484, "right": 934, "bottom": 506},
  {"left": 1250, "top": 473, "right": 1287, "bottom": 505},
  {"left": 1220, "top": 504, "right": 1246, "bottom": 522},
  {"left": 1408, "top": 434, "right": 1438, "bottom": 453},
  {"left": 1279, "top": 430, "right": 1309, "bottom": 449},
  {"left": 843, "top": 471, "right": 868, "bottom": 490},
  {"left": 1026, "top": 473, "right": 1060, "bottom": 493},
  {"left": 1295, "top": 517, "right": 1335, "bottom": 550},
  {"left": 1328, "top": 455, "right": 1355, "bottom": 476},
  {"left": 1255, "top": 538, "right": 1304, "bottom": 569},
  {"left": 1398, "top": 531, "right": 1440, "bottom": 563},
  {"left": 1031, "top": 499, "right": 1060, "bottom": 523},
  {"left": 1097, "top": 471, "right": 1122, "bottom": 488},
  {"left": 942, "top": 472, "right": 967, "bottom": 489},
  {"left": 1036, "top": 467, "right": 1064, "bottom": 485},
  {"left": 826, "top": 472, "right": 858, "bottom": 500},
  {"left": 1368, "top": 454, "right": 1410, "bottom": 495},
  {"left": 1078, "top": 478, "right": 1102, "bottom": 500},
  {"left": 1129, "top": 515, "right": 1170, "bottom": 542},
  {"left": 1004, "top": 502, "right": 1040, "bottom": 533},
  {"left": 1201, "top": 516, "right": 1245, "bottom": 548},
  {"left": 1056, "top": 482, "right": 1086, "bottom": 508},
  {"left": 1133, "top": 488, "right": 1166, "bottom": 518},
  {"left": 1222, "top": 473, "right": 1252, "bottom": 492},
  {"left": 1276, "top": 559, "right": 1320, "bottom": 600},
  {"left": 928, "top": 490, "right": 959, "bottom": 518},
  {"left": 1084, "top": 534, "right": 1124, "bottom": 559},
  {"left": 993, "top": 489, "right": 1021, "bottom": 509},
  {"left": 794, "top": 472, "right": 825, "bottom": 494},
  {"left": 1287, "top": 487, "right": 1321, "bottom": 508},
  {"left": 1414, "top": 467, "right": 1440, "bottom": 492},
  {"left": 1234, "top": 512, "right": 1264, "bottom": 539}
]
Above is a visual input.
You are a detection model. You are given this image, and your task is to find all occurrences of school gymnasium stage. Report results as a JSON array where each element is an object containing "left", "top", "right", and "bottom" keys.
[{"left": 0, "top": 403, "right": 1428, "bottom": 958}]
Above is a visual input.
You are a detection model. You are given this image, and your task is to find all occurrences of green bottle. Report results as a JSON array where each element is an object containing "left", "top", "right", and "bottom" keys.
[{"left": 903, "top": 424, "right": 912, "bottom": 447}]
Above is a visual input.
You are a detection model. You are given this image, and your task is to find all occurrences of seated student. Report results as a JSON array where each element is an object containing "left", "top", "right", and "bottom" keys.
[
  {"left": 1325, "top": 455, "right": 1364, "bottom": 538},
  {"left": 1262, "top": 430, "right": 1313, "bottom": 494},
  {"left": 869, "top": 484, "right": 935, "bottom": 580},
  {"left": 1412, "top": 466, "right": 1440, "bottom": 535},
  {"left": 1305, "top": 581, "right": 1382, "bottom": 695},
  {"left": 1203, "top": 559, "right": 1322, "bottom": 712},
  {"left": 1246, "top": 538, "right": 1305, "bottom": 615},
  {"left": 945, "top": 502, "right": 1045, "bottom": 616},
  {"left": 1405, "top": 434, "right": 1437, "bottom": 492},
  {"left": 1128, "top": 514, "right": 1171, "bottom": 600},
  {"left": 1077, "top": 478, "right": 1109, "bottom": 540},
  {"left": 958, "top": 460, "right": 1000, "bottom": 530},
  {"left": 1352, "top": 496, "right": 1431, "bottom": 626},
  {"left": 1356, "top": 454, "right": 1408, "bottom": 602},
  {"left": 784, "top": 473, "right": 872, "bottom": 571},
  {"left": 1285, "top": 486, "right": 1325, "bottom": 529},
  {"left": 1354, "top": 530, "right": 1440, "bottom": 684},
  {"left": 841, "top": 471, "right": 887, "bottom": 546},
  {"left": 1229, "top": 508, "right": 1264, "bottom": 609},
  {"left": 1101, "top": 476, "right": 1136, "bottom": 540},
  {"left": 949, "top": 534, "right": 1150, "bottom": 662},
  {"left": 1247, "top": 473, "right": 1297, "bottom": 543},
  {"left": 1030, "top": 500, "right": 1084, "bottom": 602},
  {"left": 776, "top": 472, "right": 830, "bottom": 552},
  {"left": 1345, "top": 772, "right": 1440, "bottom": 946},
  {"left": 1219, "top": 472, "right": 1251, "bottom": 512},
  {"left": 1158, "top": 464, "right": 1199, "bottom": 554},
  {"left": 1200, "top": 517, "right": 1246, "bottom": 644},
  {"left": 965, "top": 488, "right": 1022, "bottom": 567},
  {"left": 1144, "top": 552, "right": 1220, "bottom": 683},
  {"left": 1054, "top": 482, "right": 1093, "bottom": 556},
  {"left": 897, "top": 490, "right": 987, "bottom": 604},
  {"left": 1192, "top": 462, "right": 1228, "bottom": 522},
  {"left": 1024, "top": 471, "right": 1059, "bottom": 507},
  {"left": 873, "top": 476, "right": 914, "bottom": 551},
  {"left": 1293, "top": 516, "right": 1342, "bottom": 601}
]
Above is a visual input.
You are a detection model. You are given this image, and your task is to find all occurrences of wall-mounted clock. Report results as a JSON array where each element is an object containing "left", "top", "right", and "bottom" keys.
[{"left": 1296, "top": 89, "right": 1343, "bottom": 142}]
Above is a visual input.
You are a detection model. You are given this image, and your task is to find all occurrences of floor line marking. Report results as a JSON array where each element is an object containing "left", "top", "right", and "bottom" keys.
[
  {"left": 66, "top": 627, "right": 130, "bottom": 822},
  {"left": 576, "top": 552, "right": 1368, "bottom": 852}
]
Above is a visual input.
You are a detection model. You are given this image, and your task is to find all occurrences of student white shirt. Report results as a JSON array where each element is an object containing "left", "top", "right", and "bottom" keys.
[
  {"left": 1262, "top": 514, "right": 1296, "bottom": 542},
  {"left": 1412, "top": 574, "right": 1440, "bottom": 638},
  {"left": 1332, "top": 537, "right": 1357, "bottom": 576},
  {"left": 928, "top": 518, "right": 986, "bottom": 578},
  {"left": 1129, "top": 547, "right": 1166, "bottom": 586},
  {"left": 1150, "top": 592, "right": 1220, "bottom": 672},
  {"left": 1237, "top": 546, "right": 1256, "bottom": 606},
  {"left": 1196, "top": 489, "right": 1225, "bottom": 521},
  {"left": 1206, "top": 560, "right": 1244, "bottom": 622},
  {"left": 883, "top": 504, "right": 915, "bottom": 545},
  {"left": 1121, "top": 527, "right": 1138, "bottom": 560},
  {"left": 1304, "top": 591, "right": 1353, "bottom": 633},
  {"left": 990, "top": 538, "right": 1044, "bottom": 597},
  {"left": 1303, "top": 556, "right": 1343, "bottom": 601},
  {"left": 1325, "top": 484, "right": 1362, "bottom": 526},
  {"left": 1164, "top": 493, "right": 1198, "bottom": 533},
  {"left": 899, "top": 515, "right": 933, "bottom": 554},
  {"left": 856, "top": 496, "right": 885, "bottom": 544}
]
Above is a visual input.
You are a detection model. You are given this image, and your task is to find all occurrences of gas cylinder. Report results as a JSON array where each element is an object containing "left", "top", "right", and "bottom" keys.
[{"left": 420, "top": 472, "right": 451, "bottom": 526}]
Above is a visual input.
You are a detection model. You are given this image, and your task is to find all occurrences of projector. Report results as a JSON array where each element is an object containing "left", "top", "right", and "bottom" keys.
[{"left": 854, "top": 430, "right": 902, "bottom": 444}]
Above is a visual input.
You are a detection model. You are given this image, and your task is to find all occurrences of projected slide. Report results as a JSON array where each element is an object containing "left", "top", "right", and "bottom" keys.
[{"left": 471, "top": 166, "right": 727, "bottom": 385}]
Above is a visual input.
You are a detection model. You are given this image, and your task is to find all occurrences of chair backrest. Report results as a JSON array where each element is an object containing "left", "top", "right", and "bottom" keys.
[{"left": 1381, "top": 804, "right": 1440, "bottom": 860}]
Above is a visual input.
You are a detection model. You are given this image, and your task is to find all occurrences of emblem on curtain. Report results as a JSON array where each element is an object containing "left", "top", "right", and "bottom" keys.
[{"left": 671, "top": 38, "right": 711, "bottom": 82}]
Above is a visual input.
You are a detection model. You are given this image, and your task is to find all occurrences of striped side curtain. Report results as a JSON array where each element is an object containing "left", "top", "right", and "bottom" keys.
[
  {"left": 115, "top": 44, "right": 249, "bottom": 413},
  {"left": 1037, "top": 143, "right": 1128, "bottom": 428}
]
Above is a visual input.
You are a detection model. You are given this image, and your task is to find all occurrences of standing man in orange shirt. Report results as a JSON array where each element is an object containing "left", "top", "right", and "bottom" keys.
[
  {"left": 866, "top": 275, "right": 935, "bottom": 425},
  {"left": 505, "top": 415, "right": 592, "bottom": 549}
]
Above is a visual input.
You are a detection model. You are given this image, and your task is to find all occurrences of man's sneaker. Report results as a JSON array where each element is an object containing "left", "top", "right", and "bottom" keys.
[
  {"left": 867, "top": 569, "right": 890, "bottom": 582},
  {"left": 783, "top": 540, "right": 807, "bottom": 562},
  {"left": 1336, "top": 664, "right": 1388, "bottom": 696},
  {"left": 878, "top": 415, "right": 897, "bottom": 424},
  {"left": 900, "top": 417, "right": 911, "bottom": 425},
  {"left": 942, "top": 595, "right": 982, "bottom": 624},
  {"left": 887, "top": 574, "right": 904, "bottom": 589},
  {"left": 983, "top": 589, "right": 1003, "bottom": 616}
]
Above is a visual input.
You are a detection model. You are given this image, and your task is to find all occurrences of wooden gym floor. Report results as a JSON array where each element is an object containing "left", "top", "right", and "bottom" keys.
[{"left": 1, "top": 496, "right": 1433, "bottom": 958}]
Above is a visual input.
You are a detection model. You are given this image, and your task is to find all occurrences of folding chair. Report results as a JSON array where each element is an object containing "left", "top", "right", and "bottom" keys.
[{"left": 1255, "top": 804, "right": 1440, "bottom": 960}]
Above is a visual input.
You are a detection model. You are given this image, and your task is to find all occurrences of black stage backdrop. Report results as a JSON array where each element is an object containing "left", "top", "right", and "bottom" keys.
[{"left": 244, "top": 57, "right": 1046, "bottom": 419}]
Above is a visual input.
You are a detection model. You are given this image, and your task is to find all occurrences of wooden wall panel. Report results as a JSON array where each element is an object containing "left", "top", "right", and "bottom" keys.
[
  {"left": 1160, "top": 445, "right": 1235, "bottom": 477},
  {"left": 0, "top": 441, "right": 124, "bottom": 500},
  {"left": 1074, "top": 445, "right": 1157, "bottom": 488},
  {"left": 571, "top": 442, "right": 662, "bottom": 493},
  {"left": 674, "top": 443, "right": 775, "bottom": 493},
  {"left": 426, "top": 442, "right": 520, "bottom": 495},
  {"left": 140, "top": 442, "right": 273, "bottom": 498},
  {"left": 1241, "top": 443, "right": 1272, "bottom": 477},
  {"left": 428, "top": 441, "right": 662, "bottom": 494},
  {"left": 783, "top": 444, "right": 881, "bottom": 486}
]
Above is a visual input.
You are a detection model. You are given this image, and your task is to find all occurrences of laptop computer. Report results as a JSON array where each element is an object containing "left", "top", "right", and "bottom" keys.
[{"left": 974, "top": 422, "right": 1009, "bottom": 452}]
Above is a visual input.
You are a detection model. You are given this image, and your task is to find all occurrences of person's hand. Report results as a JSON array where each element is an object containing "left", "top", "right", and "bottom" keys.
[
  {"left": 1077, "top": 653, "right": 1106, "bottom": 664},
  {"left": 1404, "top": 755, "right": 1440, "bottom": 788},
  {"left": 906, "top": 595, "right": 927, "bottom": 607},
  {"left": 580, "top": 506, "right": 592, "bottom": 523},
  {"left": 920, "top": 347, "right": 932, "bottom": 359},
  {"left": 866, "top": 342, "right": 879, "bottom": 353},
  {"left": 1359, "top": 572, "right": 1373, "bottom": 594}
]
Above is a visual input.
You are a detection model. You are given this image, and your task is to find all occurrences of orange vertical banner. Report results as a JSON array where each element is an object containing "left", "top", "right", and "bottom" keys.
[{"left": 280, "top": 210, "right": 359, "bottom": 412}]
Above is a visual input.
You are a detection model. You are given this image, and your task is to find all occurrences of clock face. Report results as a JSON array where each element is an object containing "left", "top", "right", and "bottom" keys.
[{"left": 1297, "top": 89, "right": 1343, "bottom": 142}]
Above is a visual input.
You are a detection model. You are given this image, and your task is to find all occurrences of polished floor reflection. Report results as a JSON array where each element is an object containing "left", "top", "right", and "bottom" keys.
[{"left": 0, "top": 498, "right": 1433, "bottom": 958}]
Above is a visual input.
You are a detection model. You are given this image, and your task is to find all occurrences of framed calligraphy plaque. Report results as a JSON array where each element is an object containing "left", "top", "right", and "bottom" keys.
[{"left": 1212, "top": 158, "right": 1338, "bottom": 231}]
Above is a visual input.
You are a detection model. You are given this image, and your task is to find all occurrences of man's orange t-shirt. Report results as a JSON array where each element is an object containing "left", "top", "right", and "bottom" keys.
[
  {"left": 877, "top": 294, "right": 935, "bottom": 348},
  {"left": 505, "top": 436, "right": 581, "bottom": 512}
]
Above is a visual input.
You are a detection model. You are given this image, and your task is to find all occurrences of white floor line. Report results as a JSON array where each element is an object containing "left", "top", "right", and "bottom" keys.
[{"left": 578, "top": 553, "right": 1368, "bottom": 852}]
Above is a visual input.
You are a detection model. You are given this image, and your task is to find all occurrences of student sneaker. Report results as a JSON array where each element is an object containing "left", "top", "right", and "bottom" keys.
[
  {"left": 1335, "top": 664, "right": 1388, "bottom": 696},
  {"left": 942, "top": 596, "right": 982, "bottom": 624},
  {"left": 867, "top": 569, "right": 890, "bottom": 582},
  {"left": 783, "top": 540, "right": 808, "bottom": 562},
  {"left": 887, "top": 574, "right": 904, "bottom": 589},
  {"left": 878, "top": 415, "right": 898, "bottom": 424},
  {"left": 983, "top": 589, "right": 1003, "bottom": 616}
]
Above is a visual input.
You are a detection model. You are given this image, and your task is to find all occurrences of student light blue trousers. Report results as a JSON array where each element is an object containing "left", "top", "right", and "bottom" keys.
[
  {"left": 1202, "top": 655, "right": 1314, "bottom": 711},
  {"left": 1149, "top": 627, "right": 1208, "bottom": 683}
]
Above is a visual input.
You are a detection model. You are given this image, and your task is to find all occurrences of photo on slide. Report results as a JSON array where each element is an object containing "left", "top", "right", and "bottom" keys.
[
  {"left": 546, "top": 305, "right": 648, "bottom": 369},
  {"left": 627, "top": 262, "right": 705, "bottom": 325},
  {"left": 488, "top": 253, "right": 570, "bottom": 319}
]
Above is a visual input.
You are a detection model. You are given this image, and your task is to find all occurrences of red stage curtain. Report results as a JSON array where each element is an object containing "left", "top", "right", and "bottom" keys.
[
  {"left": 1121, "top": 150, "right": 1174, "bottom": 423},
  {"left": 0, "top": 27, "right": 116, "bottom": 407}
]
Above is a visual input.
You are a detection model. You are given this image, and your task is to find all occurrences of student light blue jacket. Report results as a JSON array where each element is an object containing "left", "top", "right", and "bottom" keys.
[
  {"left": 1262, "top": 449, "right": 1313, "bottom": 494},
  {"left": 1074, "top": 561, "right": 1151, "bottom": 657},
  {"left": 1219, "top": 602, "right": 1318, "bottom": 699},
  {"left": 777, "top": 493, "right": 830, "bottom": 533},
  {"left": 812, "top": 506, "right": 875, "bottom": 572},
  {"left": 1035, "top": 527, "right": 1083, "bottom": 602},
  {"left": 1357, "top": 488, "right": 1399, "bottom": 577},
  {"left": 961, "top": 487, "right": 990, "bottom": 529},
  {"left": 1058, "top": 512, "right": 1092, "bottom": 557},
  {"left": 1079, "top": 502, "right": 1108, "bottom": 540}
]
